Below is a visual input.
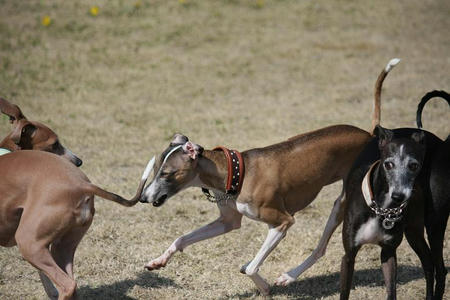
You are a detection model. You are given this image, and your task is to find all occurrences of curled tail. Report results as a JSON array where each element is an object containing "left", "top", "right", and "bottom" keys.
[
  {"left": 416, "top": 90, "right": 450, "bottom": 129},
  {"left": 85, "top": 156, "right": 155, "bottom": 207},
  {"left": 371, "top": 58, "right": 401, "bottom": 134}
]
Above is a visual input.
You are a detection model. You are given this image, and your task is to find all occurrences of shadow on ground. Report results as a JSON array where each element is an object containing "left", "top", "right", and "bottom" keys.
[
  {"left": 229, "top": 265, "right": 426, "bottom": 299},
  {"left": 77, "top": 271, "right": 177, "bottom": 299}
]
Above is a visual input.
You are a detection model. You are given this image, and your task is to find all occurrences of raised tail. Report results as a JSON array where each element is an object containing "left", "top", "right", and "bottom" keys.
[
  {"left": 85, "top": 156, "right": 155, "bottom": 207},
  {"left": 416, "top": 90, "right": 450, "bottom": 129},
  {"left": 371, "top": 58, "right": 401, "bottom": 134}
]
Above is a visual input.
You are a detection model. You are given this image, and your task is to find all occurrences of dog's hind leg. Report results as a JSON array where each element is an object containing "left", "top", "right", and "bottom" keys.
[
  {"left": 427, "top": 169, "right": 449, "bottom": 300},
  {"left": 276, "top": 185, "right": 346, "bottom": 285},
  {"left": 380, "top": 246, "right": 398, "bottom": 300},
  {"left": 425, "top": 215, "right": 448, "bottom": 300},
  {"left": 37, "top": 222, "right": 92, "bottom": 299},
  {"left": 38, "top": 272, "right": 59, "bottom": 300},
  {"left": 15, "top": 228, "right": 77, "bottom": 300},
  {"left": 51, "top": 223, "right": 92, "bottom": 278}
]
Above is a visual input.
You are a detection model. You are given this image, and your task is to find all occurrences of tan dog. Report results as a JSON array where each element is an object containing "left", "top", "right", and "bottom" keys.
[
  {"left": 140, "top": 59, "right": 400, "bottom": 295},
  {"left": 0, "top": 97, "right": 82, "bottom": 166},
  {"left": 0, "top": 97, "right": 155, "bottom": 299},
  {"left": 0, "top": 151, "right": 155, "bottom": 300}
]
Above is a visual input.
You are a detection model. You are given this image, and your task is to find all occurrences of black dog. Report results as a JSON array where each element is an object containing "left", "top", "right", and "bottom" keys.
[
  {"left": 340, "top": 125, "right": 433, "bottom": 300},
  {"left": 416, "top": 90, "right": 450, "bottom": 300}
]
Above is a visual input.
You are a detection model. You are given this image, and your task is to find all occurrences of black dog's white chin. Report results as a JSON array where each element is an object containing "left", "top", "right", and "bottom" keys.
[{"left": 153, "top": 195, "right": 167, "bottom": 207}]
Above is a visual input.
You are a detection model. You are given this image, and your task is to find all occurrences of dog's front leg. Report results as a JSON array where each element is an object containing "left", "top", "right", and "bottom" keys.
[
  {"left": 145, "top": 203, "right": 242, "bottom": 270},
  {"left": 241, "top": 221, "right": 292, "bottom": 296},
  {"left": 380, "top": 247, "right": 397, "bottom": 300},
  {"left": 340, "top": 246, "right": 359, "bottom": 300}
]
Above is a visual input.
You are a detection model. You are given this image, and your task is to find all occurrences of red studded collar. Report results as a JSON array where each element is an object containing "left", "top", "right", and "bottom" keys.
[
  {"left": 212, "top": 146, "right": 245, "bottom": 194},
  {"left": 201, "top": 146, "right": 245, "bottom": 202}
]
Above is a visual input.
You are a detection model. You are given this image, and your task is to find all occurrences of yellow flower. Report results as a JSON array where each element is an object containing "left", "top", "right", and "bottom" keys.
[
  {"left": 90, "top": 6, "right": 99, "bottom": 16},
  {"left": 256, "top": 0, "right": 264, "bottom": 8},
  {"left": 42, "top": 16, "right": 51, "bottom": 26},
  {"left": 178, "top": 0, "right": 186, "bottom": 4},
  {"left": 134, "top": 1, "right": 142, "bottom": 8}
]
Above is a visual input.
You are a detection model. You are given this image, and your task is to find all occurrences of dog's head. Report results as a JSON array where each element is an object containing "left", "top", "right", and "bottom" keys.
[
  {"left": 375, "top": 125, "right": 426, "bottom": 207},
  {"left": 0, "top": 97, "right": 83, "bottom": 167},
  {"left": 140, "top": 133, "right": 204, "bottom": 207}
]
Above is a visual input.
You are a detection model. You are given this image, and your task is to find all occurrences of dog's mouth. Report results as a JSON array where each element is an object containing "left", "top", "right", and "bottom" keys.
[{"left": 153, "top": 194, "right": 167, "bottom": 207}]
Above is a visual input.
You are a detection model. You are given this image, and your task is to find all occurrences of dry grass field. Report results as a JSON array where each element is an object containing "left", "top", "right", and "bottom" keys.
[{"left": 0, "top": 0, "right": 449, "bottom": 299}]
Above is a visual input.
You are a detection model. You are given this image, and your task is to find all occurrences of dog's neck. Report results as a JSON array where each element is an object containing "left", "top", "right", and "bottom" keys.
[{"left": 196, "top": 150, "right": 231, "bottom": 192}]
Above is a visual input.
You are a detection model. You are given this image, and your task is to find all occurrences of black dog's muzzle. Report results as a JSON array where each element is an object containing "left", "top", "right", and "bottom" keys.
[{"left": 152, "top": 194, "right": 167, "bottom": 207}]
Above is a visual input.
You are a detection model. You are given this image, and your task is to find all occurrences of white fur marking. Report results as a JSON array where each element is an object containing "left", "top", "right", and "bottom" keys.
[
  {"left": 161, "top": 145, "right": 182, "bottom": 169},
  {"left": 355, "top": 218, "right": 392, "bottom": 246},
  {"left": 141, "top": 156, "right": 155, "bottom": 180},
  {"left": 236, "top": 202, "right": 258, "bottom": 220},
  {"left": 143, "top": 175, "right": 160, "bottom": 200},
  {"left": 385, "top": 58, "right": 401, "bottom": 72}
]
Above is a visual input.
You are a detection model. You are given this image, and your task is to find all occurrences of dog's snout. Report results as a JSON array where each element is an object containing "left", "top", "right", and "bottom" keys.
[
  {"left": 391, "top": 192, "right": 405, "bottom": 203},
  {"left": 139, "top": 195, "right": 149, "bottom": 203}
]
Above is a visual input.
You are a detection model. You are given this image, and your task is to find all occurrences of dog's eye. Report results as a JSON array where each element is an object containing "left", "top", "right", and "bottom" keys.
[
  {"left": 161, "top": 170, "right": 175, "bottom": 177},
  {"left": 408, "top": 162, "right": 419, "bottom": 172},
  {"left": 384, "top": 161, "right": 394, "bottom": 170}
]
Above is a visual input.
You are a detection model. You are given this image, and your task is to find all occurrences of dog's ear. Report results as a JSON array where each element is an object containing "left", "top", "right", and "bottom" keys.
[
  {"left": 170, "top": 133, "right": 189, "bottom": 146},
  {"left": 182, "top": 141, "right": 204, "bottom": 160},
  {"left": 10, "top": 121, "right": 37, "bottom": 149},
  {"left": 411, "top": 131, "right": 426, "bottom": 145},
  {"left": 0, "top": 97, "right": 26, "bottom": 124},
  {"left": 375, "top": 125, "right": 393, "bottom": 149}
]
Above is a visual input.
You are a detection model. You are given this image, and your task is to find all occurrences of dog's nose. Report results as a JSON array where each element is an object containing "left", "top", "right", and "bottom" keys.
[
  {"left": 391, "top": 192, "right": 405, "bottom": 203},
  {"left": 75, "top": 157, "right": 83, "bottom": 167},
  {"left": 139, "top": 195, "right": 148, "bottom": 203}
]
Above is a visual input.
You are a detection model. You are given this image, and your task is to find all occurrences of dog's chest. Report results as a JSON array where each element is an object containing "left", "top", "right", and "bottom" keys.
[
  {"left": 236, "top": 202, "right": 259, "bottom": 220},
  {"left": 354, "top": 217, "right": 392, "bottom": 246}
]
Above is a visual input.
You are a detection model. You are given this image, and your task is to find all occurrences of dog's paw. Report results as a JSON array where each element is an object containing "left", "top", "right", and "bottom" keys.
[
  {"left": 274, "top": 273, "right": 295, "bottom": 286},
  {"left": 144, "top": 257, "right": 167, "bottom": 271},
  {"left": 240, "top": 262, "right": 250, "bottom": 274}
]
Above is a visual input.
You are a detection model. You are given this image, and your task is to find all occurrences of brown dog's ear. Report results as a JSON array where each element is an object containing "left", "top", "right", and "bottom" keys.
[
  {"left": 374, "top": 125, "right": 394, "bottom": 149},
  {"left": 411, "top": 131, "right": 426, "bottom": 145},
  {"left": 0, "top": 97, "right": 26, "bottom": 123},
  {"left": 10, "top": 122, "right": 37, "bottom": 149},
  {"left": 170, "top": 133, "right": 189, "bottom": 146},
  {"left": 182, "top": 141, "right": 203, "bottom": 160}
]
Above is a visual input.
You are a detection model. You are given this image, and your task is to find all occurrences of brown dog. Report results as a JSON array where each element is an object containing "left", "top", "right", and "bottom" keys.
[
  {"left": 139, "top": 59, "right": 400, "bottom": 295},
  {"left": 0, "top": 151, "right": 154, "bottom": 300},
  {"left": 0, "top": 97, "right": 155, "bottom": 299},
  {"left": 0, "top": 97, "right": 82, "bottom": 166}
]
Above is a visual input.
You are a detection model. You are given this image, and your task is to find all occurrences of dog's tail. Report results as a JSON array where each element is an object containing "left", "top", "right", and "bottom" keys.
[
  {"left": 371, "top": 58, "right": 401, "bottom": 134},
  {"left": 85, "top": 156, "right": 155, "bottom": 207},
  {"left": 416, "top": 90, "right": 450, "bottom": 129}
]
